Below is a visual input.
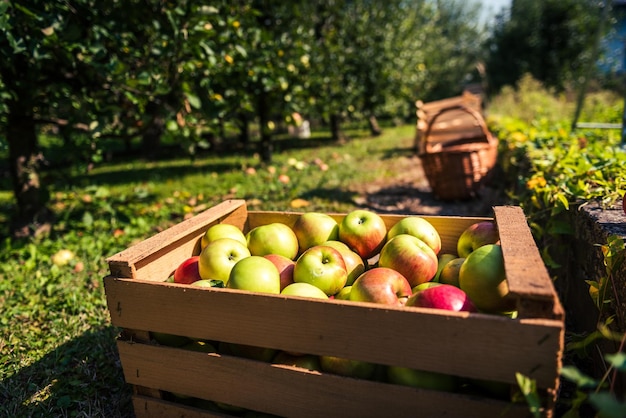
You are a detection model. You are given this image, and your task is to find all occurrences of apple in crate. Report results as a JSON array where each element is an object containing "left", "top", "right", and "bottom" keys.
[
  {"left": 459, "top": 244, "right": 515, "bottom": 313},
  {"left": 198, "top": 238, "right": 251, "bottom": 285},
  {"left": 320, "top": 355, "right": 377, "bottom": 379},
  {"left": 438, "top": 257, "right": 465, "bottom": 288},
  {"left": 321, "top": 240, "right": 365, "bottom": 286},
  {"left": 456, "top": 221, "right": 500, "bottom": 258},
  {"left": 338, "top": 209, "right": 387, "bottom": 259},
  {"left": 281, "top": 282, "right": 329, "bottom": 300},
  {"left": 264, "top": 253, "right": 296, "bottom": 291},
  {"left": 378, "top": 234, "right": 438, "bottom": 287},
  {"left": 219, "top": 342, "right": 277, "bottom": 363},
  {"left": 349, "top": 267, "right": 412, "bottom": 306},
  {"left": 387, "top": 216, "right": 442, "bottom": 254},
  {"left": 246, "top": 222, "right": 299, "bottom": 260},
  {"left": 387, "top": 366, "right": 458, "bottom": 392},
  {"left": 227, "top": 256, "right": 281, "bottom": 294},
  {"left": 200, "top": 223, "right": 247, "bottom": 250},
  {"left": 433, "top": 253, "right": 457, "bottom": 282},
  {"left": 405, "top": 283, "right": 477, "bottom": 312},
  {"left": 173, "top": 255, "right": 202, "bottom": 284},
  {"left": 292, "top": 212, "right": 339, "bottom": 253},
  {"left": 273, "top": 351, "right": 322, "bottom": 372},
  {"left": 294, "top": 245, "right": 347, "bottom": 296}
]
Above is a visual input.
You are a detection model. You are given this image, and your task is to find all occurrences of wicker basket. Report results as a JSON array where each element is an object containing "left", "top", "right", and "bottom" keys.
[{"left": 418, "top": 105, "right": 498, "bottom": 200}]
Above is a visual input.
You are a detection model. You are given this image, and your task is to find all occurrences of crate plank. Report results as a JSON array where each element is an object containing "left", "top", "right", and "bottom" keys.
[
  {"left": 132, "top": 395, "right": 232, "bottom": 417},
  {"left": 105, "top": 277, "right": 562, "bottom": 388},
  {"left": 106, "top": 200, "right": 248, "bottom": 281},
  {"left": 119, "top": 341, "right": 533, "bottom": 418}
]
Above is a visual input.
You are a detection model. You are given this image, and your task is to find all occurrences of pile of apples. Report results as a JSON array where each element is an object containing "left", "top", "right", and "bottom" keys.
[{"left": 171, "top": 209, "right": 514, "bottom": 315}]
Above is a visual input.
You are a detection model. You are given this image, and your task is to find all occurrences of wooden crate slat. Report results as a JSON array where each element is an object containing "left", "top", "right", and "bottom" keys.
[
  {"left": 105, "top": 277, "right": 562, "bottom": 388},
  {"left": 120, "top": 341, "right": 533, "bottom": 418}
]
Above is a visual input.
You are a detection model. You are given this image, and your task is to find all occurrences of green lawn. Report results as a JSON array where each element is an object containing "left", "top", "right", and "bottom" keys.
[{"left": 0, "top": 124, "right": 418, "bottom": 417}]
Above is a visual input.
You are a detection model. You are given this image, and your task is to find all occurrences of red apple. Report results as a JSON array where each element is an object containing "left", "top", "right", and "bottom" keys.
[
  {"left": 378, "top": 234, "right": 438, "bottom": 287},
  {"left": 293, "top": 245, "right": 348, "bottom": 296},
  {"left": 387, "top": 216, "right": 442, "bottom": 254},
  {"left": 321, "top": 240, "right": 366, "bottom": 286},
  {"left": 173, "top": 255, "right": 202, "bottom": 284},
  {"left": 349, "top": 267, "right": 412, "bottom": 306},
  {"left": 227, "top": 256, "right": 281, "bottom": 294},
  {"left": 246, "top": 222, "right": 299, "bottom": 260},
  {"left": 459, "top": 244, "right": 515, "bottom": 313},
  {"left": 292, "top": 212, "right": 339, "bottom": 254},
  {"left": 405, "top": 283, "right": 477, "bottom": 312},
  {"left": 264, "top": 253, "right": 296, "bottom": 291},
  {"left": 456, "top": 221, "right": 500, "bottom": 258},
  {"left": 338, "top": 209, "right": 387, "bottom": 260},
  {"left": 198, "top": 238, "right": 251, "bottom": 284}
]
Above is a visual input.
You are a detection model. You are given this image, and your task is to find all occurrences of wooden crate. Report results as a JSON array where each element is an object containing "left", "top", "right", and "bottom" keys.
[{"left": 104, "top": 200, "right": 564, "bottom": 418}]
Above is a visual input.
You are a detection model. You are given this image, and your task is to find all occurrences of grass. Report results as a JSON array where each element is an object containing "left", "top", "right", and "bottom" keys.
[{"left": 0, "top": 123, "right": 417, "bottom": 417}]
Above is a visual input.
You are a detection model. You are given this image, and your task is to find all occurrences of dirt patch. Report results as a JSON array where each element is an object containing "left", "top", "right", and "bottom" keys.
[{"left": 354, "top": 155, "right": 508, "bottom": 217}]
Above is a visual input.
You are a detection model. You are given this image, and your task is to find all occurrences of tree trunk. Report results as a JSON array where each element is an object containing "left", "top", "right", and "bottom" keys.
[
  {"left": 368, "top": 114, "right": 382, "bottom": 136},
  {"left": 257, "top": 93, "right": 273, "bottom": 163},
  {"left": 7, "top": 102, "right": 50, "bottom": 237},
  {"left": 330, "top": 113, "right": 344, "bottom": 141},
  {"left": 142, "top": 100, "right": 165, "bottom": 160}
]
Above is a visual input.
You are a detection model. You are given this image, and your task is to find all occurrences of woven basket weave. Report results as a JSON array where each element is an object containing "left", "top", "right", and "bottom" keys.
[{"left": 418, "top": 105, "right": 498, "bottom": 200}]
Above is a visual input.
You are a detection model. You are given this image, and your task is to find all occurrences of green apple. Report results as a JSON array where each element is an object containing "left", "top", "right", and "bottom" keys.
[
  {"left": 219, "top": 342, "right": 277, "bottom": 362},
  {"left": 293, "top": 245, "right": 348, "bottom": 296},
  {"left": 334, "top": 285, "right": 352, "bottom": 300},
  {"left": 321, "top": 240, "right": 365, "bottom": 286},
  {"left": 200, "top": 223, "right": 247, "bottom": 250},
  {"left": 198, "top": 238, "right": 251, "bottom": 284},
  {"left": 338, "top": 209, "right": 387, "bottom": 260},
  {"left": 411, "top": 282, "right": 442, "bottom": 293},
  {"left": 405, "top": 283, "right": 477, "bottom": 312},
  {"left": 173, "top": 255, "right": 202, "bottom": 284},
  {"left": 264, "top": 253, "right": 296, "bottom": 291},
  {"left": 152, "top": 332, "right": 191, "bottom": 347},
  {"left": 281, "top": 282, "right": 329, "bottom": 299},
  {"left": 433, "top": 253, "right": 457, "bottom": 282},
  {"left": 191, "top": 279, "right": 224, "bottom": 288},
  {"left": 458, "top": 244, "right": 514, "bottom": 313},
  {"left": 387, "top": 366, "right": 458, "bottom": 392},
  {"left": 246, "top": 222, "right": 299, "bottom": 260},
  {"left": 227, "top": 256, "right": 281, "bottom": 294},
  {"left": 456, "top": 221, "right": 500, "bottom": 258},
  {"left": 349, "top": 267, "right": 412, "bottom": 306},
  {"left": 292, "top": 212, "right": 339, "bottom": 254},
  {"left": 378, "top": 234, "right": 438, "bottom": 287},
  {"left": 320, "top": 355, "right": 377, "bottom": 379},
  {"left": 273, "top": 351, "right": 322, "bottom": 372},
  {"left": 438, "top": 257, "right": 465, "bottom": 287},
  {"left": 387, "top": 216, "right": 442, "bottom": 254}
]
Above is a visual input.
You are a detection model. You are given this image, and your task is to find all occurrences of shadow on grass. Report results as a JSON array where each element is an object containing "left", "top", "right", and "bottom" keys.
[{"left": 0, "top": 326, "right": 134, "bottom": 418}]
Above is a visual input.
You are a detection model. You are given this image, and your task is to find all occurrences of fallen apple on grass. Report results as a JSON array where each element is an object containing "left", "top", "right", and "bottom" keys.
[
  {"left": 293, "top": 245, "right": 348, "bottom": 296},
  {"left": 378, "top": 234, "right": 438, "bottom": 287},
  {"left": 349, "top": 267, "right": 412, "bottom": 306},
  {"left": 338, "top": 209, "right": 387, "bottom": 260}
]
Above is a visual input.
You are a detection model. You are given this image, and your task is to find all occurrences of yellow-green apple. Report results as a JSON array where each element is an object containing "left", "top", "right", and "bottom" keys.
[
  {"left": 438, "top": 257, "right": 465, "bottom": 287},
  {"left": 281, "top": 282, "right": 329, "bottom": 299},
  {"left": 338, "top": 209, "right": 387, "bottom": 260},
  {"left": 349, "top": 267, "right": 412, "bottom": 306},
  {"left": 411, "top": 282, "right": 442, "bottom": 293},
  {"left": 292, "top": 212, "right": 339, "bottom": 254},
  {"left": 387, "top": 366, "right": 458, "bottom": 392},
  {"left": 378, "top": 234, "right": 438, "bottom": 287},
  {"left": 264, "top": 253, "right": 295, "bottom": 291},
  {"left": 319, "top": 355, "right": 377, "bottom": 379},
  {"left": 456, "top": 221, "right": 500, "bottom": 258},
  {"left": 246, "top": 222, "right": 299, "bottom": 260},
  {"left": 152, "top": 332, "right": 191, "bottom": 347},
  {"left": 52, "top": 249, "right": 74, "bottom": 266},
  {"left": 273, "top": 351, "right": 322, "bottom": 372},
  {"left": 227, "top": 256, "right": 281, "bottom": 294},
  {"left": 219, "top": 342, "right": 277, "bottom": 362},
  {"left": 198, "top": 238, "right": 251, "bottom": 284},
  {"left": 293, "top": 245, "right": 347, "bottom": 296},
  {"left": 387, "top": 216, "right": 441, "bottom": 254},
  {"left": 173, "top": 255, "right": 202, "bottom": 284},
  {"left": 459, "top": 244, "right": 514, "bottom": 313},
  {"left": 405, "top": 283, "right": 477, "bottom": 312},
  {"left": 191, "top": 279, "right": 224, "bottom": 288},
  {"left": 333, "top": 285, "right": 352, "bottom": 300},
  {"left": 321, "top": 240, "right": 365, "bottom": 285},
  {"left": 200, "top": 223, "right": 247, "bottom": 250},
  {"left": 433, "top": 253, "right": 457, "bottom": 282}
]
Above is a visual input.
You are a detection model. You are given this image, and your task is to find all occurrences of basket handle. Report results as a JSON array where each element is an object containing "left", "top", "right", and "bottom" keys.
[{"left": 421, "top": 105, "right": 494, "bottom": 151}]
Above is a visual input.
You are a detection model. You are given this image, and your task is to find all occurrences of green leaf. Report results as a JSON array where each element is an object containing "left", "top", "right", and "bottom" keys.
[
  {"left": 515, "top": 373, "right": 542, "bottom": 418},
  {"left": 588, "top": 392, "right": 626, "bottom": 418},
  {"left": 559, "top": 365, "right": 599, "bottom": 389},
  {"left": 605, "top": 352, "right": 626, "bottom": 372},
  {"left": 186, "top": 93, "right": 201, "bottom": 109}
]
